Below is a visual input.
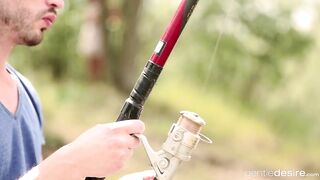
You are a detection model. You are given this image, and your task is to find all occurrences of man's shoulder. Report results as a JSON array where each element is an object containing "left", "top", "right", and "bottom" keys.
[
  {"left": 6, "top": 64, "right": 38, "bottom": 96},
  {"left": 6, "top": 64, "right": 43, "bottom": 121}
]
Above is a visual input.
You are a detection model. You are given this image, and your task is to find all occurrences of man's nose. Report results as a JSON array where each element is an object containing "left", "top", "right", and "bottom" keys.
[{"left": 46, "top": 0, "right": 64, "bottom": 9}]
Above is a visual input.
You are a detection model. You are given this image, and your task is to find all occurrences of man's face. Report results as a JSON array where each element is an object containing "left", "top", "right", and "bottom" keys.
[{"left": 0, "top": 0, "right": 64, "bottom": 46}]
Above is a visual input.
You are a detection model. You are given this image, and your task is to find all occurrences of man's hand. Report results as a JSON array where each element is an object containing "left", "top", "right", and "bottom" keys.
[
  {"left": 120, "top": 170, "right": 156, "bottom": 180},
  {"left": 21, "top": 120, "right": 145, "bottom": 180}
]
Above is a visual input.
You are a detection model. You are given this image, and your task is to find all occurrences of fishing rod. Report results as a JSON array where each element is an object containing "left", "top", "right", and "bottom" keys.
[{"left": 86, "top": 0, "right": 211, "bottom": 179}]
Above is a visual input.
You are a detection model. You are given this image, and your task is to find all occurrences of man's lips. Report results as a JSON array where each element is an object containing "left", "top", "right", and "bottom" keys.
[{"left": 42, "top": 14, "right": 56, "bottom": 28}]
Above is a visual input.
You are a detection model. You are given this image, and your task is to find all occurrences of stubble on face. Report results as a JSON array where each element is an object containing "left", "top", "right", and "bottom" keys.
[
  {"left": 16, "top": 9, "right": 45, "bottom": 46},
  {"left": 0, "top": 1, "right": 46, "bottom": 46}
]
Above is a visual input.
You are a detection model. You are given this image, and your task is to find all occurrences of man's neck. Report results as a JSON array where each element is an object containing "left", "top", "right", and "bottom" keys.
[{"left": 0, "top": 34, "right": 16, "bottom": 75}]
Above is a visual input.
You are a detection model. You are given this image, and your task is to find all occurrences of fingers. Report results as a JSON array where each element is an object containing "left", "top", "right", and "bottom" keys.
[
  {"left": 94, "top": 120, "right": 144, "bottom": 149},
  {"left": 141, "top": 170, "right": 156, "bottom": 180},
  {"left": 112, "top": 120, "right": 145, "bottom": 134},
  {"left": 119, "top": 170, "right": 156, "bottom": 180},
  {"left": 127, "top": 134, "right": 141, "bottom": 149}
]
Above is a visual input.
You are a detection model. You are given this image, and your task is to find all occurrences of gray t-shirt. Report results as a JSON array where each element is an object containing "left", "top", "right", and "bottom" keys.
[{"left": 0, "top": 66, "right": 44, "bottom": 180}]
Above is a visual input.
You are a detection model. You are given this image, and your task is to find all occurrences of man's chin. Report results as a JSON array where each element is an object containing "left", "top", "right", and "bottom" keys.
[
  {"left": 20, "top": 31, "right": 44, "bottom": 46},
  {"left": 24, "top": 38, "right": 43, "bottom": 46}
]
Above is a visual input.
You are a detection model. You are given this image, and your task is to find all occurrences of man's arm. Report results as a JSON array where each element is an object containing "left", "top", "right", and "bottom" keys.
[{"left": 20, "top": 120, "right": 145, "bottom": 180}]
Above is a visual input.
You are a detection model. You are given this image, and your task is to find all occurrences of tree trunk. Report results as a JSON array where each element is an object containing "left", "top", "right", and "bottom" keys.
[{"left": 103, "top": 0, "right": 142, "bottom": 93}]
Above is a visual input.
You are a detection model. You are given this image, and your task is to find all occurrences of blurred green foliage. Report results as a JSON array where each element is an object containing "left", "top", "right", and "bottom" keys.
[{"left": 181, "top": 0, "right": 313, "bottom": 102}]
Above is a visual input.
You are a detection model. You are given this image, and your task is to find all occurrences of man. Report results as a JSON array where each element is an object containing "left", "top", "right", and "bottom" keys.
[{"left": 0, "top": 0, "right": 148, "bottom": 179}]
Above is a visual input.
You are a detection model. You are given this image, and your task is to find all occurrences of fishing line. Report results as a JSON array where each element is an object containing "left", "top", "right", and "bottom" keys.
[
  {"left": 201, "top": 25, "right": 225, "bottom": 93},
  {"left": 201, "top": 0, "right": 236, "bottom": 93}
]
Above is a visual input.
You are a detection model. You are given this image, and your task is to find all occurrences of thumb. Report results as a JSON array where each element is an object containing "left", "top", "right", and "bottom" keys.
[{"left": 112, "top": 120, "right": 145, "bottom": 134}]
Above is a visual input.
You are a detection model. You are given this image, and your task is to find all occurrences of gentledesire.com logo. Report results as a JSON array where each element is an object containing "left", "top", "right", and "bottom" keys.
[{"left": 246, "top": 170, "right": 319, "bottom": 177}]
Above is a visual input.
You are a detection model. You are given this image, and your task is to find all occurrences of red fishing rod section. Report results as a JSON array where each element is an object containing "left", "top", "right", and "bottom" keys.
[
  {"left": 86, "top": 0, "right": 200, "bottom": 179},
  {"left": 151, "top": 0, "right": 199, "bottom": 67}
]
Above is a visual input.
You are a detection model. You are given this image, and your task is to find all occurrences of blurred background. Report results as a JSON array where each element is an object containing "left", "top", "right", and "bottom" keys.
[{"left": 9, "top": 0, "right": 320, "bottom": 179}]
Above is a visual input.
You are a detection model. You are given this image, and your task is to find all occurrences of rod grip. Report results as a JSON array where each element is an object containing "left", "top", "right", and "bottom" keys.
[{"left": 116, "top": 61, "right": 162, "bottom": 122}]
